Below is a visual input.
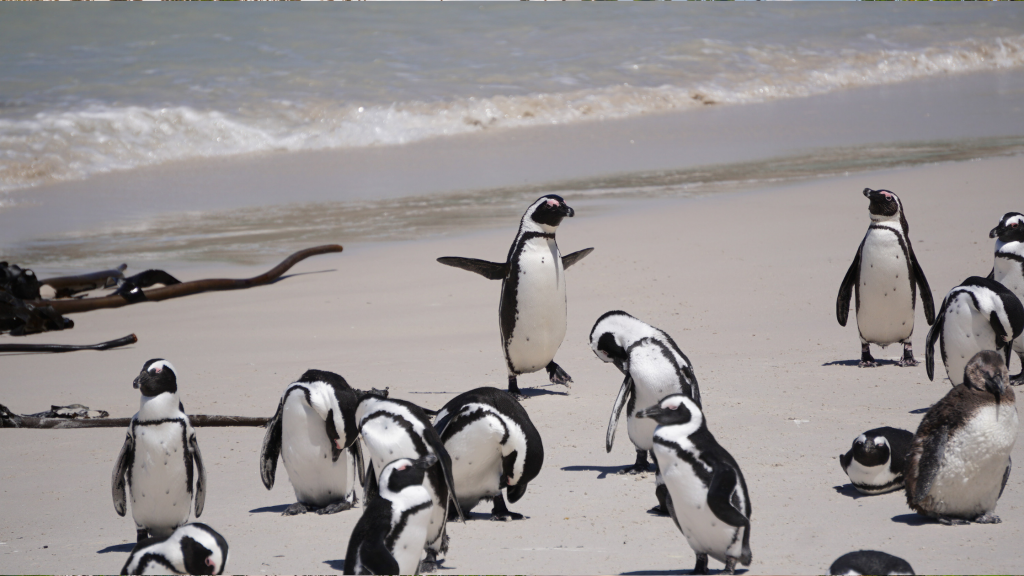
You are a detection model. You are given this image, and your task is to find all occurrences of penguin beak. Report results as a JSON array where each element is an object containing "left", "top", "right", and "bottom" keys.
[
  {"left": 636, "top": 406, "right": 661, "bottom": 420},
  {"left": 562, "top": 203, "right": 575, "bottom": 218},
  {"left": 984, "top": 373, "right": 1004, "bottom": 409},
  {"left": 862, "top": 188, "right": 874, "bottom": 199},
  {"left": 132, "top": 374, "right": 142, "bottom": 389},
  {"left": 990, "top": 225, "right": 1001, "bottom": 239},
  {"left": 507, "top": 481, "right": 528, "bottom": 503}
]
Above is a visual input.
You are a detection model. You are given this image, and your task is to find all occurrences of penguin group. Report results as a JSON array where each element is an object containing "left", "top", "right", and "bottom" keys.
[{"left": 94, "top": 190, "right": 1019, "bottom": 574}]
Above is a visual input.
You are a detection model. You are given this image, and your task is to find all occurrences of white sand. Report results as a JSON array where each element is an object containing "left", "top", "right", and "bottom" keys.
[{"left": 2, "top": 154, "right": 1023, "bottom": 574}]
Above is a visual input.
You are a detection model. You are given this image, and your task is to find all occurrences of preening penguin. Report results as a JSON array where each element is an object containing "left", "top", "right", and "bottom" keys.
[
  {"left": 839, "top": 427, "right": 914, "bottom": 495},
  {"left": 925, "top": 276, "right": 1024, "bottom": 386},
  {"left": 829, "top": 550, "right": 915, "bottom": 575},
  {"left": 989, "top": 212, "right": 1024, "bottom": 384},
  {"left": 433, "top": 387, "right": 544, "bottom": 521},
  {"left": 344, "top": 455, "right": 438, "bottom": 576},
  {"left": 260, "top": 369, "right": 364, "bottom": 516},
  {"left": 121, "top": 523, "right": 228, "bottom": 575},
  {"left": 112, "top": 359, "right": 206, "bottom": 542},
  {"left": 906, "top": 350, "right": 1018, "bottom": 525},
  {"left": 638, "top": 394, "right": 752, "bottom": 575},
  {"left": 356, "top": 396, "right": 464, "bottom": 571},
  {"left": 837, "top": 188, "right": 935, "bottom": 367},
  {"left": 438, "top": 195, "right": 594, "bottom": 398}
]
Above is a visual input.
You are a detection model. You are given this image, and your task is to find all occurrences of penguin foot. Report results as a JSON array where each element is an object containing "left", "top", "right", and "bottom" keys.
[
  {"left": 315, "top": 499, "right": 355, "bottom": 515},
  {"left": 508, "top": 375, "right": 525, "bottom": 400},
  {"left": 281, "top": 502, "right": 310, "bottom": 516},
  {"left": 859, "top": 344, "right": 877, "bottom": 367},
  {"left": 490, "top": 511, "right": 524, "bottom": 521},
  {"left": 546, "top": 361, "right": 572, "bottom": 387},
  {"left": 1010, "top": 372, "right": 1024, "bottom": 386},
  {"left": 973, "top": 513, "right": 1001, "bottom": 524},
  {"left": 692, "top": 553, "right": 709, "bottom": 575},
  {"left": 625, "top": 450, "right": 652, "bottom": 474},
  {"left": 723, "top": 557, "right": 739, "bottom": 575},
  {"left": 858, "top": 360, "right": 878, "bottom": 368},
  {"left": 936, "top": 515, "right": 970, "bottom": 526},
  {"left": 897, "top": 357, "right": 919, "bottom": 367},
  {"left": 420, "top": 550, "right": 441, "bottom": 573},
  {"left": 491, "top": 494, "right": 524, "bottom": 521}
]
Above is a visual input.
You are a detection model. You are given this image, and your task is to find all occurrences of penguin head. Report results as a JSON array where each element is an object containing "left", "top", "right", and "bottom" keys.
[
  {"left": 380, "top": 454, "right": 436, "bottom": 496},
  {"left": 963, "top": 350, "right": 1009, "bottom": 406},
  {"left": 990, "top": 212, "right": 1024, "bottom": 244},
  {"left": 636, "top": 394, "right": 700, "bottom": 427},
  {"left": 850, "top": 433, "right": 891, "bottom": 467},
  {"left": 134, "top": 359, "right": 178, "bottom": 397},
  {"left": 863, "top": 188, "right": 903, "bottom": 222},
  {"left": 177, "top": 524, "right": 229, "bottom": 575},
  {"left": 523, "top": 194, "right": 574, "bottom": 232},
  {"left": 589, "top": 311, "right": 648, "bottom": 372}
]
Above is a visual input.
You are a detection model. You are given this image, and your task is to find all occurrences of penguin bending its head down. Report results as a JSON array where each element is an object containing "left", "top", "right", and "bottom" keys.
[
  {"left": 925, "top": 276, "right": 1024, "bottom": 386},
  {"left": 839, "top": 427, "right": 914, "bottom": 495},
  {"left": 260, "top": 369, "right": 364, "bottom": 516},
  {"left": 344, "top": 455, "right": 438, "bottom": 576},
  {"left": 112, "top": 359, "right": 206, "bottom": 543},
  {"left": 121, "top": 523, "right": 228, "bottom": 575},
  {"left": 989, "top": 212, "right": 1024, "bottom": 384},
  {"left": 829, "top": 550, "right": 914, "bottom": 575},
  {"left": 906, "top": 350, "right": 1018, "bottom": 525},
  {"left": 837, "top": 188, "right": 935, "bottom": 367},
  {"left": 438, "top": 195, "right": 594, "bottom": 398},
  {"left": 638, "top": 394, "right": 752, "bottom": 575},
  {"left": 356, "top": 396, "right": 464, "bottom": 572},
  {"left": 433, "top": 387, "right": 544, "bottom": 521}
]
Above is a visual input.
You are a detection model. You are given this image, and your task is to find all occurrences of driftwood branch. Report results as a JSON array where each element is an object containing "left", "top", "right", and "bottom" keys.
[
  {"left": 41, "top": 264, "right": 127, "bottom": 298},
  {"left": 0, "top": 334, "right": 137, "bottom": 353},
  {"left": 0, "top": 409, "right": 270, "bottom": 429},
  {"left": 24, "top": 245, "right": 342, "bottom": 315}
]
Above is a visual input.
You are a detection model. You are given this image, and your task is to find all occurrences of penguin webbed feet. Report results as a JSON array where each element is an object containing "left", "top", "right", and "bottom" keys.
[
  {"left": 281, "top": 502, "right": 310, "bottom": 516},
  {"left": 315, "top": 498, "right": 356, "bottom": 515},
  {"left": 1010, "top": 371, "right": 1024, "bottom": 386},
  {"left": 507, "top": 376, "right": 526, "bottom": 401},
  {"left": 897, "top": 342, "right": 919, "bottom": 367},
  {"left": 692, "top": 553, "right": 710, "bottom": 575},
  {"left": 859, "top": 344, "right": 878, "bottom": 368},
  {"left": 973, "top": 513, "right": 1002, "bottom": 524},
  {"left": 545, "top": 361, "right": 572, "bottom": 387},
  {"left": 420, "top": 548, "right": 443, "bottom": 573},
  {"left": 935, "top": 515, "right": 971, "bottom": 526},
  {"left": 489, "top": 494, "right": 524, "bottom": 522},
  {"left": 723, "top": 557, "right": 739, "bottom": 575}
]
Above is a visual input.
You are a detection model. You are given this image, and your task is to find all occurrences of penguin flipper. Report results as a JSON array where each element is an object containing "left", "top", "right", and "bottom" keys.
[
  {"left": 912, "top": 425, "right": 948, "bottom": 505},
  {"left": 364, "top": 461, "right": 378, "bottom": 504},
  {"left": 836, "top": 241, "right": 863, "bottom": 327},
  {"left": 999, "top": 456, "right": 1011, "bottom": 500},
  {"left": 561, "top": 247, "right": 594, "bottom": 270},
  {"left": 706, "top": 466, "right": 750, "bottom": 529},
  {"left": 259, "top": 397, "right": 285, "bottom": 490},
  {"left": 909, "top": 244, "right": 935, "bottom": 325},
  {"left": 189, "top": 430, "right": 207, "bottom": 517},
  {"left": 425, "top": 429, "right": 465, "bottom": 523},
  {"left": 112, "top": 428, "right": 134, "bottom": 517},
  {"left": 605, "top": 375, "right": 634, "bottom": 453},
  {"left": 352, "top": 440, "right": 366, "bottom": 487},
  {"left": 355, "top": 538, "right": 400, "bottom": 576},
  {"left": 924, "top": 295, "right": 947, "bottom": 382},
  {"left": 436, "top": 257, "right": 507, "bottom": 280}
]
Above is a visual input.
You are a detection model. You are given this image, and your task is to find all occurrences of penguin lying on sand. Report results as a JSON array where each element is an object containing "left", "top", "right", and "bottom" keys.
[
  {"left": 839, "top": 427, "right": 913, "bottom": 495},
  {"left": 988, "top": 212, "right": 1024, "bottom": 384},
  {"left": 344, "top": 455, "right": 437, "bottom": 576},
  {"left": 639, "top": 394, "right": 752, "bottom": 575},
  {"left": 121, "top": 523, "right": 228, "bottom": 575},
  {"left": 837, "top": 188, "right": 934, "bottom": 367},
  {"left": 112, "top": 359, "right": 206, "bottom": 542},
  {"left": 906, "top": 350, "right": 1018, "bottom": 525},
  {"left": 260, "top": 369, "right": 364, "bottom": 515},
  {"left": 829, "top": 550, "right": 914, "bottom": 575},
  {"left": 433, "top": 387, "right": 544, "bottom": 521},
  {"left": 438, "top": 195, "right": 593, "bottom": 398},
  {"left": 925, "top": 277, "right": 1024, "bottom": 386}
]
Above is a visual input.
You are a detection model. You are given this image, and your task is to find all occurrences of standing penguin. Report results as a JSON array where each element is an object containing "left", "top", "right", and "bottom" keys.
[
  {"left": 356, "top": 396, "right": 464, "bottom": 571},
  {"left": 839, "top": 427, "right": 914, "bottom": 495},
  {"left": 906, "top": 350, "right": 1018, "bottom": 524},
  {"left": 344, "top": 455, "right": 438, "bottom": 576},
  {"left": 837, "top": 188, "right": 935, "bottom": 367},
  {"left": 925, "top": 277, "right": 1024, "bottom": 386},
  {"left": 121, "top": 523, "right": 229, "bottom": 575},
  {"left": 260, "top": 369, "right": 364, "bottom": 515},
  {"left": 638, "top": 394, "right": 752, "bottom": 575},
  {"left": 438, "top": 195, "right": 593, "bottom": 397},
  {"left": 433, "top": 387, "right": 544, "bottom": 520},
  {"left": 112, "top": 359, "right": 206, "bottom": 542},
  {"left": 989, "top": 212, "right": 1024, "bottom": 384}
]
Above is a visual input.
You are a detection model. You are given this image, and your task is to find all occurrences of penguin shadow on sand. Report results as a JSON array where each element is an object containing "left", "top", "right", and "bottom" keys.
[
  {"left": 322, "top": 559, "right": 347, "bottom": 572},
  {"left": 561, "top": 463, "right": 652, "bottom": 480},
  {"left": 248, "top": 503, "right": 293, "bottom": 514},
  {"left": 96, "top": 542, "right": 137, "bottom": 554},
  {"left": 832, "top": 484, "right": 876, "bottom": 500},
  {"left": 821, "top": 358, "right": 908, "bottom": 368},
  {"left": 890, "top": 513, "right": 934, "bottom": 527},
  {"left": 621, "top": 568, "right": 747, "bottom": 575}
]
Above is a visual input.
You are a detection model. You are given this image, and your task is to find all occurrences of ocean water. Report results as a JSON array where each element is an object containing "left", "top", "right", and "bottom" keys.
[{"left": 2, "top": 6, "right": 1024, "bottom": 268}]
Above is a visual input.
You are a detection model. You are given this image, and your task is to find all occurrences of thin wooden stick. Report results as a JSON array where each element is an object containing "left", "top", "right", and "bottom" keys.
[
  {"left": 0, "top": 334, "right": 137, "bottom": 353},
  {"left": 0, "top": 412, "right": 270, "bottom": 429},
  {"left": 25, "top": 245, "right": 343, "bottom": 315}
]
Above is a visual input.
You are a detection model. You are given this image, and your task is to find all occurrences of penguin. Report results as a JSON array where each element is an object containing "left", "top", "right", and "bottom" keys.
[
  {"left": 356, "top": 396, "right": 464, "bottom": 571},
  {"left": 905, "top": 350, "right": 1018, "bottom": 525},
  {"left": 638, "top": 394, "right": 752, "bottom": 575},
  {"left": 839, "top": 427, "right": 914, "bottom": 495},
  {"left": 438, "top": 194, "right": 594, "bottom": 397},
  {"left": 112, "top": 359, "right": 206, "bottom": 543},
  {"left": 260, "top": 369, "right": 364, "bottom": 516},
  {"left": 433, "top": 387, "right": 544, "bottom": 520},
  {"left": 925, "top": 276, "right": 1024, "bottom": 386},
  {"left": 120, "top": 523, "right": 228, "bottom": 575},
  {"left": 829, "top": 550, "right": 915, "bottom": 575},
  {"left": 837, "top": 188, "right": 935, "bottom": 367},
  {"left": 344, "top": 455, "right": 438, "bottom": 576},
  {"left": 988, "top": 212, "right": 1024, "bottom": 384}
]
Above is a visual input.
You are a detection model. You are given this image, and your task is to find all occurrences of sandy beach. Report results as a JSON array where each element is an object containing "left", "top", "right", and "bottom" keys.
[{"left": 3, "top": 152, "right": 1023, "bottom": 575}]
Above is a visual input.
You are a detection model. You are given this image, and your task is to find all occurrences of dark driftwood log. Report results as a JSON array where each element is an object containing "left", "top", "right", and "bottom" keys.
[
  {"left": 0, "top": 412, "right": 270, "bottom": 429},
  {"left": 41, "top": 264, "right": 127, "bottom": 298},
  {"left": 0, "top": 334, "right": 137, "bottom": 353},
  {"left": 25, "top": 245, "right": 343, "bottom": 315}
]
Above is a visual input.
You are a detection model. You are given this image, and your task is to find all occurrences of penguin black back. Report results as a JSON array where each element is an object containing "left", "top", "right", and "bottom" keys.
[{"left": 829, "top": 550, "right": 914, "bottom": 575}]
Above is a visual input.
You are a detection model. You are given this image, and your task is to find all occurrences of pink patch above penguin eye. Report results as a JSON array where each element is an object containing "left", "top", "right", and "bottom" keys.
[
  {"left": 154, "top": 366, "right": 162, "bottom": 373},
  {"left": 205, "top": 558, "right": 214, "bottom": 567},
  {"left": 546, "top": 199, "right": 559, "bottom": 207},
  {"left": 335, "top": 440, "right": 343, "bottom": 449},
  {"left": 882, "top": 192, "right": 892, "bottom": 200}
]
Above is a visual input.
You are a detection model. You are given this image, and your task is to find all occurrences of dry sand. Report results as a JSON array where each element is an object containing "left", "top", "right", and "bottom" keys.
[{"left": 2, "top": 154, "right": 1024, "bottom": 575}]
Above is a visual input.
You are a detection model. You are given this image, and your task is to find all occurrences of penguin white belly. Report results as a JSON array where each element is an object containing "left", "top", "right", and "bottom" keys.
[
  {"left": 280, "top": 395, "right": 355, "bottom": 506},
  {"left": 446, "top": 416, "right": 505, "bottom": 511},
  {"left": 130, "top": 421, "right": 191, "bottom": 536},
  {"left": 390, "top": 494, "right": 433, "bottom": 575},
  {"left": 504, "top": 240, "right": 567, "bottom": 374},
  {"left": 857, "top": 229, "right": 915, "bottom": 346},
  {"left": 846, "top": 459, "right": 900, "bottom": 494},
  {"left": 655, "top": 443, "right": 744, "bottom": 564},
  {"left": 993, "top": 259, "right": 1024, "bottom": 356},
  {"left": 941, "top": 295, "right": 996, "bottom": 386},
  {"left": 925, "top": 404, "right": 1018, "bottom": 516},
  {"left": 628, "top": 361, "right": 685, "bottom": 452}
]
